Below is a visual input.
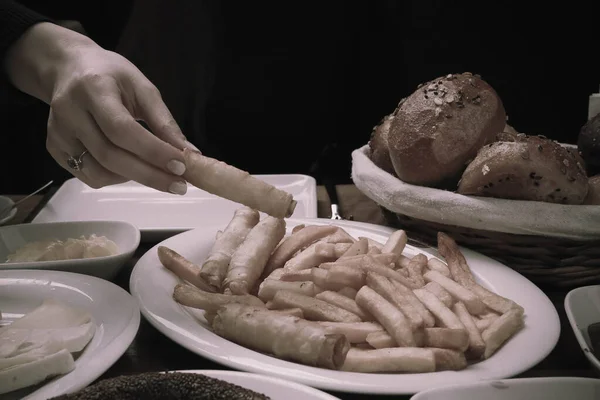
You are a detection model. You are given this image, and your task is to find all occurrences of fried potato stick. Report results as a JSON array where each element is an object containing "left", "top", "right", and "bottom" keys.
[
  {"left": 424, "top": 281, "right": 454, "bottom": 308},
  {"left": 413, "top": 289, "right": 465, "bottom": 330},
  {"left": 366, "top": 272, "right": 423, "bottom": 329},
  {"left": 381, "top": 230, "right": 408, "bottom": 255},
  {"left": 200, "top": 207, "right": 259, "bottom": 289},
  {"left": 257, "top": 280, "right": 319, "bottom": 302},
  {"left": 158, "top": 246, "right": 215, "bottom": 293},
  {"left": 183, "top": 149, "right": 296, "bottom": 218},
  {"left": 423, "top": 270, "right": 486, "bottom": 315},
  {"left": 355, "top": 286, "right": 416, "bottom": 347},
  {"left": 283, "top": 242, "right": 346, "bottom": 271},
  {"left": 173, "top": 283, "right": 265, "bottom": 313},
  {"left": 453, "top": 302, "right": 486, "bottom": 359},
  {"left": 482, "top": 308, "right": 524, "bottom": 359},
  {"left": 341, "top": 347, "right": 435, "bottom": 373},
  {"left": 317, "top": 321, "right": 384, "bottom": 343},
  {"left": 264, "top": 225, "right": 338, "bottom": 276},
  {"left": 339, "top": 237, "right": 368, "bottom": 259},
  {"left": 271, "top": 290, "right": 361, "bottom": 322},
  {"left": 315, "top": 291, "right": 373, "bottom": 321}
]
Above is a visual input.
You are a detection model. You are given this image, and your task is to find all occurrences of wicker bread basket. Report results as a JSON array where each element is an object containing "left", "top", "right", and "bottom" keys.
[{"left": 351, "top": 145, "right": 600, "bottom": 289}]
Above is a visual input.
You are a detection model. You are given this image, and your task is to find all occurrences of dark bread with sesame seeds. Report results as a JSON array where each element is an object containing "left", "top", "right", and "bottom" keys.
[
  {"left": 368, "top": 114, "right": 396, "bottom": 175},
  {"left": 584, "top": 175, "right": 600, "bottom": 205},
  {"left": 387, "top": 72, "right": 506, "bottom": 188},
  {"left": 457, "top": 136, "right": 589, "bottom": 204},
  {"left": 578, "top": 112, "right": 600, "bottom": 176}
]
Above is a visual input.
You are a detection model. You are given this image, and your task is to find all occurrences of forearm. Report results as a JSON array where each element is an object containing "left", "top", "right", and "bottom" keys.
[{"left": 4, "top": 21, "right": 94, "bottom": 104}]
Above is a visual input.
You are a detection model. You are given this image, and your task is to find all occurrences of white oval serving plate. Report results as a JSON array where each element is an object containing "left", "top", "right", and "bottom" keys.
[
  {"left": 130, "top": 218, "right": 560, "bottom": 395},
  {"left": 410, "top": 377, "right": 600, "bottom": 400},
  {"left": 0, "top": 269, "right": 140, "bottom": 400}
]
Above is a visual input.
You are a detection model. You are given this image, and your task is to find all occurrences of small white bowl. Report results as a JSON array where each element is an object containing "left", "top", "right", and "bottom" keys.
[
  {"left": 0, "top": 221, "right": 140, "bottom": 280},
  {"left": 0, "top": 196, "right": 17, "bottom": 225},
  {"left": 410, "top": 377, "right": 600, "bottom": 400},
  {"left": 565, "top": 285, "right": 600, "bottom": 373}
]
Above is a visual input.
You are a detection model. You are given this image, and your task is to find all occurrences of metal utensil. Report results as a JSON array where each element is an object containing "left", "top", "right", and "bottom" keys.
[
  {"left": 325, "top": 180, "right": 352, "bottom": 220},
  {"left": 0, "top": 180, "right": 54, "bottom": 219}
]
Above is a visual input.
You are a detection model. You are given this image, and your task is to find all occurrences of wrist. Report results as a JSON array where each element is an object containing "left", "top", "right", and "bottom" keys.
[{"left": 4, "top": 22, "right": 96, "bottom": 104}]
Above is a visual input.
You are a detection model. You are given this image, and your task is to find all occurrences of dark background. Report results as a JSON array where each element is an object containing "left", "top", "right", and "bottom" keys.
[{"left": 2, "top": 0, "right": 599, "bottom": 193}]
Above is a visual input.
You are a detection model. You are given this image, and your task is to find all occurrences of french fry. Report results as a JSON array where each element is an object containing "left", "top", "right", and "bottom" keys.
[
  {"left": 453, "top": 302, "right": 486, "bottom": 359},
  {"left": 367, "top": 246, "right": 382, "bottom": 255},
  {"left": 407, "top": 254, "right": 427, "bottom": 287},
  {"left": 326, "top": 265, "right": 366, "bottom": 290},
  {"left": 365, "top": 330, "right": 396, "bottom": 349},
  {"left": 470, "top": 284, "right": 524, "bottom": 315},
  {"left": 423, "top": 270, "right": 486, "bottom": 315},
  {"left": 291, "top": 224, "right": 305, "bottom": 234},
  {"left": 319, "top": 253, "right": 398, "bottom": 270},
  {"left": 257, "top": 280, "right": 319, "bottom": 302},
  {"left": 283, "top": 242, "right": 341, "bottom": 271},
  {"left": 199, "top": 207, "right": 259, "bottom": 289},
  {"left": 158, "top": 246, "right": 216, "bottom": 293},
  {"left": 271, "top": 307, "right": 305, "bottom": 318},
  {"left": 395, "top": 254, "right": 412, "bottom": 269},
  {"left": 265, "top": 268, "right": 285, "bottom": 281},
  {"left": 424, "top": 281, "right": 454, "bottom": 308},
  {"left": 173, "top": 283, "right": 265, "bottom": 313},
  {"left": 271, "top": 290, "right": 361, "bottom": 323},
  {"left": 339, "top": 237, "right": 368, "bottom": 259},
  {"left": 322, "top": 227, "right": 357, "bottom": 244},
  {"left": 223, "top": 216, "right": 286, "bottom": 295},
  {"left": 365, "top": 328, "right": 468, "bottom": 352},
  {"left": 183, "top": 149, "right": 296, "bottom": 218},
  {"left": 366, "top": 272, "right": 424, "bottom": 329},
  {"left": 413, "top": 289, "right": 464, "bottom": 330},
  {"left": 423, "top": 328, "right": 469, "bottom": 352},
  {"left": 355, "top": 286, "right": 416, "bottom": 347},
  {"left": 317, "top": 321, "right": 384, "bottom": 343},
  {"left": 361, "top": 255, "right": 420, "bottom": 289},
  {"left": 359, "top": 237, "right": 384, "bottom": 250},
  {"left": 427, "top": 258, "right": 451, "bottom": 277},
  {"left": 315, "top": 291, "right": 373, "bottom": 321},
  {"left": 390, "top": 280, "right": 436, "bottom": 328},
  {"left": 431, "top": 348, "right": 468, "bottom": 371},
  {"left": 475, "top": 312, "right": 500, "bottom": 332},
  {"left": 436, "top": 232, "right": 476, "bottom": 286},
  {"left": 341, "top": 347, "right": 435, "bottom": 373},
  {"left": 280, "top": 269, "right": 312, "bottom": 282},
  {"left": 381, "top": 229, "right": 408, "bottom": 255},
  {"left": 311, "top": 268, "right": 339, "bottom": 290},
  {"left": 264, "top": 225, "right": 338, "bottom": 276},
  {"left": 482, "top": 309, "right": 524, "bottom": 359},
  {"left": 338, "top": 287, "right": 358, "bottom": 299}
]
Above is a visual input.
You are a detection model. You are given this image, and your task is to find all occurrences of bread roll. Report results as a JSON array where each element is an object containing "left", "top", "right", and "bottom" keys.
[
  {"left": 457, "top": 136, "right": 589, "bottom": 204},
  {"left": 578, "top": 112, "right": 600, "bottom": 176},
  {"left": 368, "top": 114, "right": 396, "bottom": 175},
  {"left": 496, "top": 123, "right": 520, "bottom": 142},
  {"left": 388, "top": 72, "right": 506, "bottom": 188},
  {"left": 584, "top": 175, "right": 600, "bottom": 205}
]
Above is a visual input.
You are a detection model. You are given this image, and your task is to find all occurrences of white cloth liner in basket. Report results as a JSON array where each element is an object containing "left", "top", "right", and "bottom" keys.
[{"left": 351, "top": 145, "right": 600, "bottom": 240}]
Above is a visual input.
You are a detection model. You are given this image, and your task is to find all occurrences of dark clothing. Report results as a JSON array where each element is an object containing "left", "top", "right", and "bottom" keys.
[{"left": 1, "top": 1, "right": 599, "bottom": 193}]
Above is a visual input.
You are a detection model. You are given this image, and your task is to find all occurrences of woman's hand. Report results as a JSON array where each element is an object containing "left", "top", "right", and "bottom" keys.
[{"left": 5, "top": 22, "right": 196, "bottom": 194}]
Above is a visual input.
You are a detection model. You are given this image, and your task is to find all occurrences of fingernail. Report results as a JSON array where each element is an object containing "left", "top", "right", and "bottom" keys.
[
  {"left": 169, "top": 181, "right": 187, "bottom": 195},
  {"left": 167, "top": 159, "right": 186, "bottom": 176},
  {"left": 184, "top": 140, "right": 201, "bottom": 153}
]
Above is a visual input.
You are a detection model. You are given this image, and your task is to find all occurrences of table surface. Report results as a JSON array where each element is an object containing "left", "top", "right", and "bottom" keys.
[{"left": 5, "top": 185, "right": 597, "bottom": 399}]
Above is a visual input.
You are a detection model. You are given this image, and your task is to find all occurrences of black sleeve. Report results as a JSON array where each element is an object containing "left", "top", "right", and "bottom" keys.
[{"left": 0, "top": 0, "right": 53, "bottom": 107}]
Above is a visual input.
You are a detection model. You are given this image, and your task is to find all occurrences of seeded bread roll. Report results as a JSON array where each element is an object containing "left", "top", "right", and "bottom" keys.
[
  {"left": 368, "top": 114, "right": 396, "bottom": 175},
  {"left": 496, "top": 123, "right": 519, "bottom": 142},
  {"left": 584, "top": 175, "right": 600, "bottom": 205},
  {"left": 578, "top": 112, "right": 600, "bottom": 176},
  {"left": 457, "top": 136, "right": 589, "bottom": 204},
  {"left": 388, "top": 72, "right": 506, "bottom": 188}
]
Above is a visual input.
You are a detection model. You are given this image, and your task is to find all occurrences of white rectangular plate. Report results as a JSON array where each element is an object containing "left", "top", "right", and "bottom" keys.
[{"left": 32, "top": 176, "right": 317, "bottom": 241}]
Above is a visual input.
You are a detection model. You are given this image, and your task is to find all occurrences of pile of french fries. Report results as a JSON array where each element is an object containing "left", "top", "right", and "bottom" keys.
[{"left": 158, "top": 209, "right": 525, "bottom": 373}]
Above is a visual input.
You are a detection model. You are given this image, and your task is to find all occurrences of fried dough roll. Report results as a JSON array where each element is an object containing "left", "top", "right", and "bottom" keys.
[
  {"left": 212, "top": 304, "right": 350, "bottom": 369},
  {"left": 223, "top": 216, "right": 286, "bottom": 295},
  {"left": 183, "top": 149, "right": 297, "bottom": 218},
  {"left": 200, "top": 207, "right": 259, "bottom": 289}
]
